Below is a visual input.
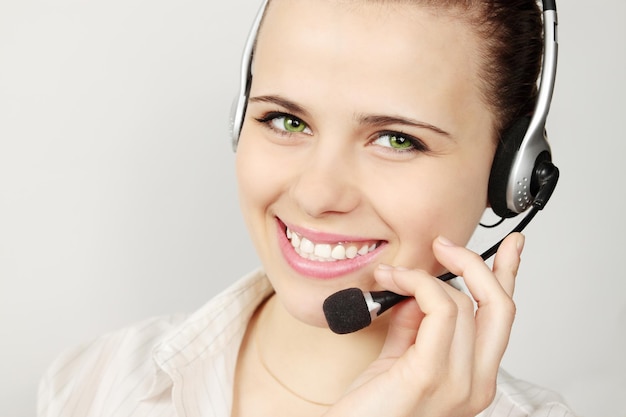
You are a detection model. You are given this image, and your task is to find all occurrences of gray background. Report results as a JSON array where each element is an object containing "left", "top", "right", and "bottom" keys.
[{"left": 1, "top": 1, "right": 624, "bottom": 416}]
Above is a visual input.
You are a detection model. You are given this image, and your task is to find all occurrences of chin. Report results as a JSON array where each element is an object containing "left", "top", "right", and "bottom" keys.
[{"left": 281, "top": 291, "right": 332, "bottom": 329}]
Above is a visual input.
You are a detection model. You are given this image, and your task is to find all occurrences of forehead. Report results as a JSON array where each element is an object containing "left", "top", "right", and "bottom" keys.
[{"left": 253, "top": 0, "right": 491, "bottom": 136}]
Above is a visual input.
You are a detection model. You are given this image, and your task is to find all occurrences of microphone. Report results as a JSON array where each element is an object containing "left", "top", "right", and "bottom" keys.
[
  {"left": 323, "top": 162, "right": 559, "bottom": 334},
  {"left": 323, "top": 288, "right": 407, "bottom": 334},
  {"left": 323, "top": 271, "right": 456, "bottom": 334}
]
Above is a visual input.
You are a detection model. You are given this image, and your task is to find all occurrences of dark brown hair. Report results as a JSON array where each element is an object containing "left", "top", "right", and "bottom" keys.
[{"left": 471, "top": 0, "right": 543, "bottom": 135}]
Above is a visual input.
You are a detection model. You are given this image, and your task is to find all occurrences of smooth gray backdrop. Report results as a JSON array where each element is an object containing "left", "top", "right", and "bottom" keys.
[{"left": 1, "top": 1, "right": 624, "bottom": 416}]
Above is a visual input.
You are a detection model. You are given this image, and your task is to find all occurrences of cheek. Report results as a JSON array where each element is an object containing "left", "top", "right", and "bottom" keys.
[
  {"left": 235, "top": 128, "right": 298, "bottom": 242},
  {"left": 236, "top": 131, "right": 280, "bottom": 209},
  {"left": 235, "top": 149, "right": 257, "bottom": 205},
  {"left": 371, "top": 153, "right": 492, "bottom": 267},
  {"left": 437, "top": 154, "right": 494, "bottom": 238},
  {"left": 235, "top": 134, "right": 272, "bottom": 231}
]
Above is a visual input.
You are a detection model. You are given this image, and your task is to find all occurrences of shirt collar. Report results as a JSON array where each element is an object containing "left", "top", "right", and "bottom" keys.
[{"left": 141, "top": 268, "right": 273, "bottom": 400}]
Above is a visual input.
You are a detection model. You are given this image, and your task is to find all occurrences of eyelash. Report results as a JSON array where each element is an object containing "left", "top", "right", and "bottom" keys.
[
  {"left": 254, "top": 111, "right": 430, "bottom": 154},
  {"left": 255, "top": 111, "right": 310, "bottom": 137},
  {"left": 373, "top": 131, "right": 429, "bottom": 154}
]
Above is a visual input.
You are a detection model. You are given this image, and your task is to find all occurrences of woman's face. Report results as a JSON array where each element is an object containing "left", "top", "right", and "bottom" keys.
[{"left": 236, "top": 0, "right": 496, "bottom": 327}]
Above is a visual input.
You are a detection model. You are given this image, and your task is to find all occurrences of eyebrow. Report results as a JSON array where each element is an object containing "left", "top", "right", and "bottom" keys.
[
  {"left": 248, "top": 95, "right": 311, "bottom": 118},
  {"left": 249, "top": 94, "right": 451, "bottom": 138},
  {"left": 357, "top": 114, "right": 452, "bottom": 138}
]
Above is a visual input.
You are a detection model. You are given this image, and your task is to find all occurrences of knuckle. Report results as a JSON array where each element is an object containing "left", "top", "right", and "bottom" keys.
[
  {"left": 489, "top": 291, "right": 516, "bottom": 320},
  {"left": 409, "top": 367, "right": 441, "bottom": 396},
  {"left": 437, "top": 298, "right": 459, "bottom": 319},
  {"left": 471, "top": 383, "right": 497, "bottom": 412},
  {"left": 456, "top": 293, "right": 475, "bottom": 315},
  {"left": 500, "top": 296, "right": 517, "bottom": 320},
  {"left": 455, "top": 379, "right": 473, "bottom": 404},
  {"left": 464, "top": 250, "right": 486, "bottom": 268},
  {"left": 509, "top": 261, "right": 521, "bottom": 277}
]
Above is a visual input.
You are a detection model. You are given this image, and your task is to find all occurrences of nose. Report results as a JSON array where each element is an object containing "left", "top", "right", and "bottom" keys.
[{"left": 290, "top": 140, "right": 361, "bottom": 218}]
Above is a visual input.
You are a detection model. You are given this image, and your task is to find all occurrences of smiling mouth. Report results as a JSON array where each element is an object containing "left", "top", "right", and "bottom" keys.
[{"left": 285, "top": 227, "right": 383, "bottom": 262}]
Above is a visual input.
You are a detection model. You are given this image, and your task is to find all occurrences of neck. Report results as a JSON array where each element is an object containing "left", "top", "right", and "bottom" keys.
[{"left": 255, "top": 294, "right": 388, "bottom": 404}]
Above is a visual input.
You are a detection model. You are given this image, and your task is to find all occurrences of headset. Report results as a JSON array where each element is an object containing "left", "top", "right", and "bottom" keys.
[{"left": 230, "top": 0, "right": 559, "bottom": 223}]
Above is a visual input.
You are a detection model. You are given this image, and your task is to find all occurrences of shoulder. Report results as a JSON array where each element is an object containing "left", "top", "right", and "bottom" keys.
[
  {"left": 37, "top": 314, "right": 186, "bottom": 417},
  {"left": 479, "top": 369, "right": 577, "bottom": 417},
  {"left": 37, "top": 269, "right": 272, "bottom": 417}
]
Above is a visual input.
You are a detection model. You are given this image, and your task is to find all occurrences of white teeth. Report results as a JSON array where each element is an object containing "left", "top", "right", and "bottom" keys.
[
  {"left": 314, "top": 244, "right": 332, "bottom": 258},
  {"left": 331, "top": 245, "right": 346, "bottom": 260},
  {"left": 285, "top": 227, "right": 379, "bottom": 262},
  {"left": 290, "top": 232, "right": 300, "bottom": 248},
  {"left": 300, "top": 237, "right": 315, "bottom": 254}
]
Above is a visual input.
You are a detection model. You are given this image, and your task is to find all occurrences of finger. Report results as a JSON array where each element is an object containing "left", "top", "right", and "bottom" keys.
[
  {"left": 433, "top": 236, "right": 506, "bottom": 302},
  {"left": 378, "top": 299, "right": 423, "bottom": 360},
  {"left": 492, "top": 232, "right": 525, "bottom": 297},
  {"left": 373, "top": 266, "right": 423, "bottom": 360},
  {"left": 377, "top": 265, "right": 477, "bottom": 383},
  {"left": 432, "top": 237, "right": 516, "bottom": 381},
  {"left": 474, "top": 234, "right": 522, "bottom": 382},
  {"left": 436, "top": 282, "right": 476, "bottom": 382},
  {"left": 374, "top": 266, "right": 458, "bottom": 372}
]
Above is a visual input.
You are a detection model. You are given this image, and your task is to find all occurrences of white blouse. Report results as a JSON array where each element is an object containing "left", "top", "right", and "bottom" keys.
[{"left": 38, "top": 269, "right": 575, "bottom": 417}]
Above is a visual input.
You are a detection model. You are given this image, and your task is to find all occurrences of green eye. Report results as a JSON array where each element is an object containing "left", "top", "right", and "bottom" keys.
[
  {"left": 387, "top": 134, "right": 413, "bottom": 149},
  {"left": 377, "top": 133, "right": 414, "bottom": 150},
  {"left": 258, "top": 112, "right": 313, "bottom": 136},
  {"left": 372, "top": 132, "right": 427, "bottom": 153},
  {"left": 283, "top": 117, "right": 307, "bottom": 133}
]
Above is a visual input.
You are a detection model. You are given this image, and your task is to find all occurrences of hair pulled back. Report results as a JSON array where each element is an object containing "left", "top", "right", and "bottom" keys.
[{"left": 470, "top": 0, "right": 544, "bottom": 135}]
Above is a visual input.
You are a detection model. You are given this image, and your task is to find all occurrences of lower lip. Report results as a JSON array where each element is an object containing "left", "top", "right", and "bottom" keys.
[{"left": 276, "top": 220, "right": 384, "bottom": 279}]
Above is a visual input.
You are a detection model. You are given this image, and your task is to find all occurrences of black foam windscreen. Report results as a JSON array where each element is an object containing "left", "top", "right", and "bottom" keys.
[
  {"left": 488, "top": 117, "right": 531, "bottom": 218},
  {"left": 323, "top": 288, "right": 372, "bottom": 334}
]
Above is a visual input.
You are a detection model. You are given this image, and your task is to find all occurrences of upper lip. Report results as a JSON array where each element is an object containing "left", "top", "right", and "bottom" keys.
[{"left": 278, "top": 218, "right": 384, "bottom": 245}]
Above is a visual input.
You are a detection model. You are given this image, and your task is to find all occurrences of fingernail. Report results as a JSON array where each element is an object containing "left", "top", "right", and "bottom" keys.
[
  {"left": 437, "top": 236, "right": 457, "bottom": 247},
  {"left": 516, "top": 234, "right": 526, "bottom": 255}
]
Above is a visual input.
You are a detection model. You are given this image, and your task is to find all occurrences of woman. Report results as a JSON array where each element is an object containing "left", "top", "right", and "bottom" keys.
[{"left": 39, "top": 1, "right": 575, "bottom": 416}]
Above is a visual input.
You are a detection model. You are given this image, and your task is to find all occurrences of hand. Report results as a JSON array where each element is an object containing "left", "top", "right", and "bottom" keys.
[{"left": 324, "top": 232, "right": 525, "bottom": 417}]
